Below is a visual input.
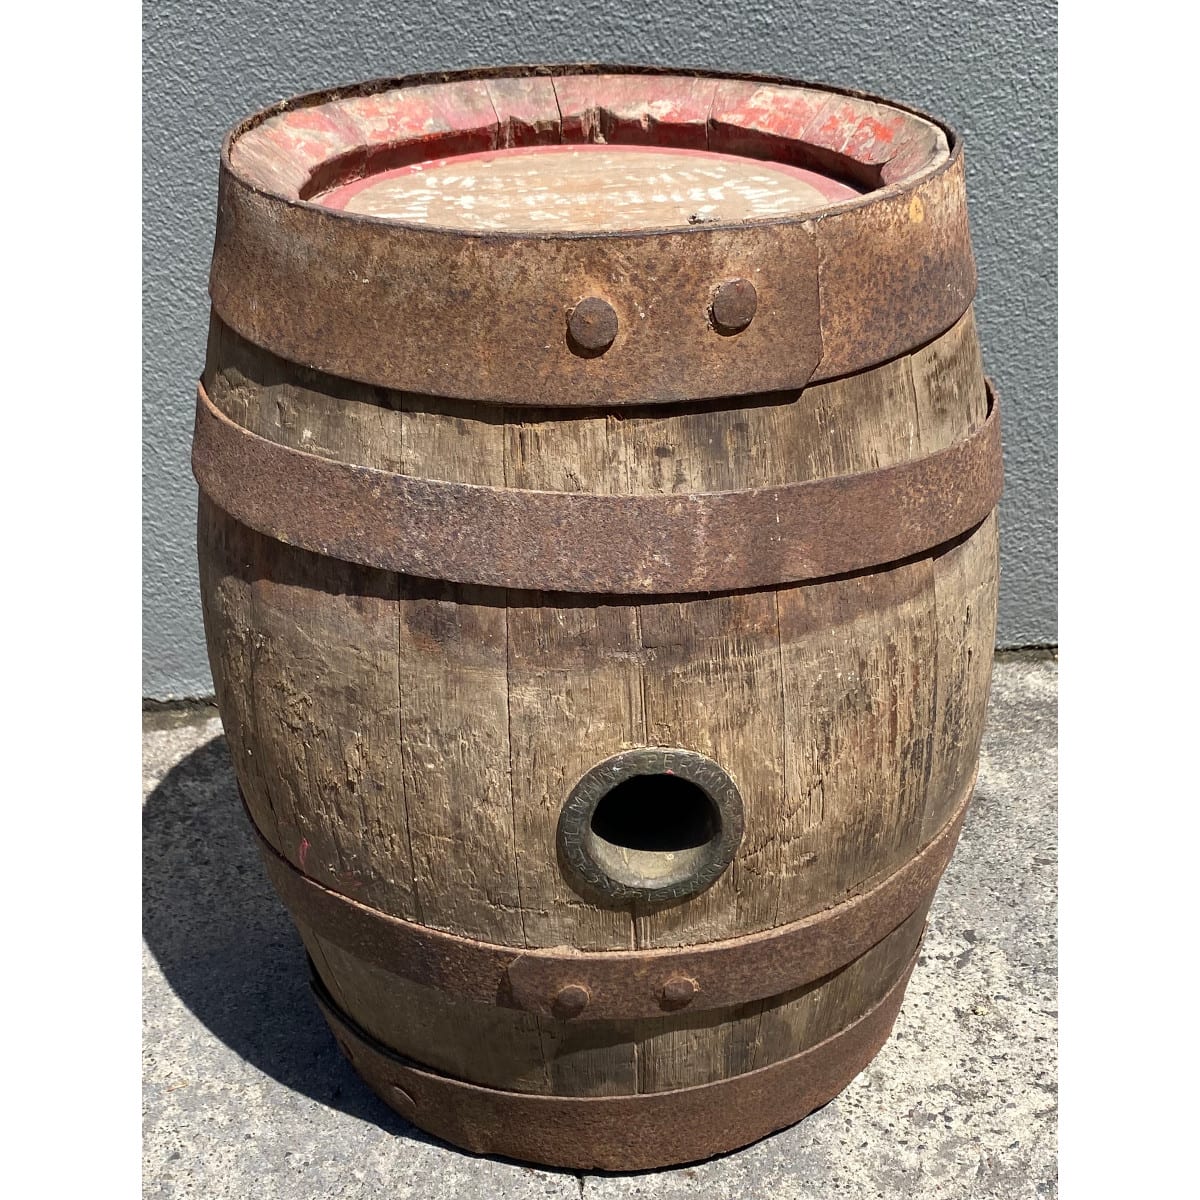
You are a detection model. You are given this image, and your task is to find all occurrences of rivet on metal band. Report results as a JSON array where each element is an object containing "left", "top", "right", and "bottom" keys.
[
  {"left": 660, "top": 976, "right": 699, "bottom": 1010},
  {"left": 710, "top": 278, "right": 757, "bottom": 334},
  {"left": 551, "top": 984, "right": 591, "bottom": 1019},
  {"left": 567, "top": 297, "right": 619, "bottom": 354}
]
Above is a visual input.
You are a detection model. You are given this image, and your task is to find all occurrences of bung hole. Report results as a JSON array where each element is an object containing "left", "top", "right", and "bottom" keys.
[
  {"left": 558, "top": 748, "right": 744, "bottom": 904},
  {"left": 589, "top": 774, "right": 719, "bottom": 853}
]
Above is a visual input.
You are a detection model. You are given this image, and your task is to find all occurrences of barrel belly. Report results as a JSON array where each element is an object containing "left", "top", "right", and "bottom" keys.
[
  {"left": 197, "top": 313, "right": 998, "bottom": 1099},
  {"left": 194, "top": 66, "right": 1001, "bottom": 1169}
]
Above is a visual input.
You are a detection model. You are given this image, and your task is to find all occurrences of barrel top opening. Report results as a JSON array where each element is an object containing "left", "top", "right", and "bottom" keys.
[{"left": 227, "top": 67, "right": 951, "bottom": 234}]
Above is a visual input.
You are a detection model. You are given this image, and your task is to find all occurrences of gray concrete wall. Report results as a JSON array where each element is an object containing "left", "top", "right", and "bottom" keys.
[{"left": 143, "top": 0, "right": 1056, "bottom": 698}]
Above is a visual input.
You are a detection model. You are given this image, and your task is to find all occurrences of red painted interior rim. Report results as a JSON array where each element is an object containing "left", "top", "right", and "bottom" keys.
[{"left": 225, "top": 66, "right": 952, "bottom": 222}]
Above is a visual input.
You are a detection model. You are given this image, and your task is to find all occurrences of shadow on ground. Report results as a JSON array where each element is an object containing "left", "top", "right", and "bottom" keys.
[{"left": 142, "top": 732, "right": 423, "bottom": 1139}]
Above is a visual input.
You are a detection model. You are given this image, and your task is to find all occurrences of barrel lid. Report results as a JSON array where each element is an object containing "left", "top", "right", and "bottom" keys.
[
  {"left": 314, "top": 144, "right": 862, "bottom": 232},
  {"left": 227, "top": 68, "right": 949, "bottom": 232}
]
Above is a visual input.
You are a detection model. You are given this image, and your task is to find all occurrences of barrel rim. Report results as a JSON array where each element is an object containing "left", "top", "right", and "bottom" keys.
[
  {"left": 219, "top": 62, "right": 962, "bottom": 243},
  {"left": 208, "top": 65, "right": 976, "bottom": 404}
]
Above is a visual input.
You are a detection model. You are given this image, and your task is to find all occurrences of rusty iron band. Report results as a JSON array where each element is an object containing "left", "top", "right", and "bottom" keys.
[
  {"left": 312, "top": 940, "right": 921, "bottom": 1171},
  {"left": 249, "top": 767, "right": 972, "bottom": 1022},
  {"left": 192, "top": 381, "right": 1001, "bottom": 594}
]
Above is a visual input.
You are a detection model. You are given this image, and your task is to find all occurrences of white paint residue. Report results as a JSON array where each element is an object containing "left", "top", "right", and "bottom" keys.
[{"left": 337, "top": 146, "right": 841, "bottom": 231}]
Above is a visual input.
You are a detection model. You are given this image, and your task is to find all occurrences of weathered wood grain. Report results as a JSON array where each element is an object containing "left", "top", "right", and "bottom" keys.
[
  {"left": 197, "top": 494, "right": 279, "bottom": 849},
  {"left": 908, "top": 308, "right": 999, "bottom": 842},
  {"left": 244, "top": 531, "right": 414, "bottom": 919},
  {"left": 926, "top": 515, "right": 1000, "bottom": 841},
  {"left": 393, "top": 397, "right": 525, "bottom": 943},
  {"left": 483, "top": 76, "right": 560, "bottom": 148},
  {"left": 396, "top": 576, "right": 523, "bottom": 941}
]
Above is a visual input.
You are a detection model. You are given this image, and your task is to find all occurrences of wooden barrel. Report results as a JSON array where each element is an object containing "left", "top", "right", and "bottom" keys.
[{"left": 192, "top": 65, "right": 1001, "bottom": 1171}]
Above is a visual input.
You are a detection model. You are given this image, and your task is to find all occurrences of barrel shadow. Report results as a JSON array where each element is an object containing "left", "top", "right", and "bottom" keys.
[{"left": 142, "top": 731, "right": 421, "bottom": 1139}]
